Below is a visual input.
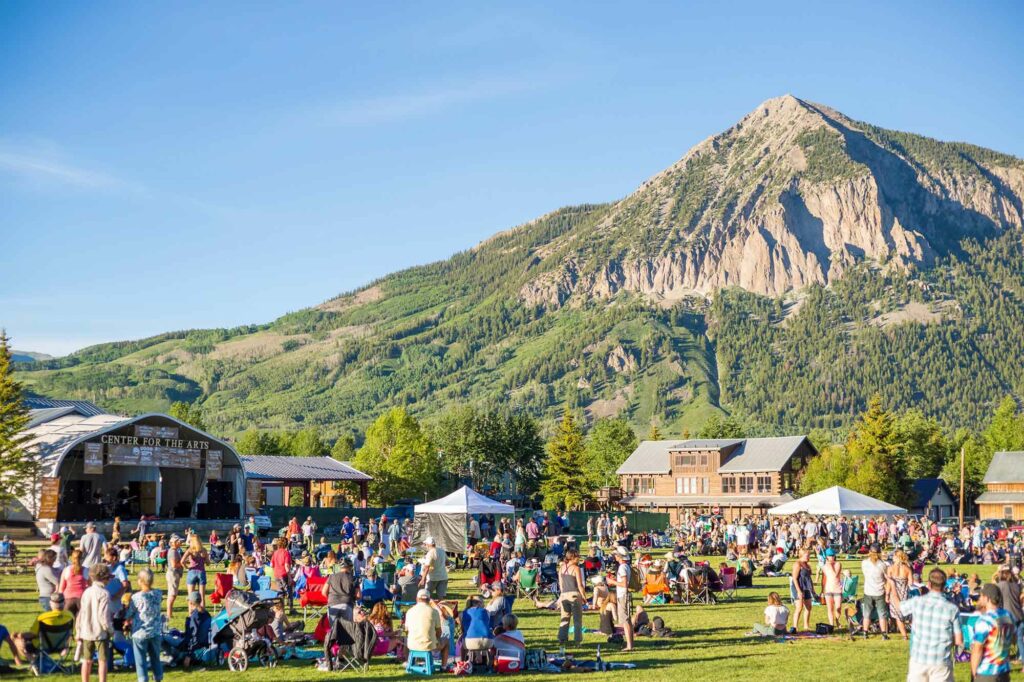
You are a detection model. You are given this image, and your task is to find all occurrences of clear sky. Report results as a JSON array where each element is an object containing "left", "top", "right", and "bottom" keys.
[{"left": 2, "top": 2, "right": 1022, "bottom": 356}]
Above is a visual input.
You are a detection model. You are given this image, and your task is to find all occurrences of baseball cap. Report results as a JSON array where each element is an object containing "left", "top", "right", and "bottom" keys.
[
  {"left": 869, "top": 543, "right": 881, "bottom": 553},
  {"left": 50, "top": 533, "right": 60, "bottom": 543},
  {"left": 50, "top": 593, "right": 65, "bottom": 606},
  {"left": 86, "top": 522, "right": 96, "bottom": 530},
  {"left": 188, "top": 591, "right": 202, "bottom": 604},
  {"left": 615, "top": 546, "right": 630, "bottom": 557},
  {"left": 825, "top": 548, "right": 835, "bottom": 557},
  {"left": 424, "top": 536, "right": 435, "bottom": 546},
  {"left": 416, "top": 589, "right": 431, "bottom": 600}
]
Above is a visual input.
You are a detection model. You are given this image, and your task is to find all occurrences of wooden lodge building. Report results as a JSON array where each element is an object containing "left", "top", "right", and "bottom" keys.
[
  {"left": 616, "top": 436, "right": 818, "bottom": 521},
  {"left": 976, "top": 451, "right": 1024, "bottom": 520}
]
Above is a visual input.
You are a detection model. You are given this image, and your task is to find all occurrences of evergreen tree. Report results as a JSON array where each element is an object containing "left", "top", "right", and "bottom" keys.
[
  {"left": 584, "top": 418, "right": 638, "bottom": 487},
  {"left": 844, "top": 395, "right": 911, "bottom": 506},
  {"left": 893, "top": 409, "right": 950, "bottom": 479},
  {"left": 540, "top": 411, "right": 590, "bottom": 510},
  {"left": 353, "top": 407, "right": 440, "bottom": 505},
  {"left": 648, "top": 423, "right": 663, "bottom": 440},
  {"left": 169, "top": 400, "right": 207, "bottom": 431},
  {"left": 0, "top": 330, "right": 36, "bottom": 517}
]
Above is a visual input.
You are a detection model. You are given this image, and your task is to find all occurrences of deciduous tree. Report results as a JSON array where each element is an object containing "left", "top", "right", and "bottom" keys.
[
  {"left": 585, "top": 418, "right": 638, "bottom": 487},
  {"left": 353, "top": 407, "right": 440, "bottom": 505}
]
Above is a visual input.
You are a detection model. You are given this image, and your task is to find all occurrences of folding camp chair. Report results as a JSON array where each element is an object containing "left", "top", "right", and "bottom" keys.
[
  {"left": 719, "top": 566, "right": 737, "bottom": 601},
  {"left": 360, "top": 576, "right": 392, "bottom": 607},
  {"left": 683, "top": 567, "right": 715, "bottom": 605},
  {"left": 255, "top": 574, "right": 279, "bottom": 601},
  {"left": 128, "top": 543, "right": 150, "bottom": 574},
  {"left": 0, "top": 540, "right": 17, "bottom": 567},
  {"left": 841, "top": 575, "right": 859, "bottom": 603},
  {"left": 35, "top": 620, "right": 74, "bottom": 674},
  {"left": 300, "top": 575, "right": 329, "bottom": 625},
  {"left": 516, "top": 567, "right": 540, "bottom": 602},
  {"left": 322, "top": 616, "right": 377, "bottom": 673},
  {"left": 209, "top": 573, "right": 234, "bottom": 605}
]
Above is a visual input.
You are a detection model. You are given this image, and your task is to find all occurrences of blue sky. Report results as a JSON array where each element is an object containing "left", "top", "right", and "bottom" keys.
[{"left": 2, "top": 2, "right": 1022, "bottom": 356}]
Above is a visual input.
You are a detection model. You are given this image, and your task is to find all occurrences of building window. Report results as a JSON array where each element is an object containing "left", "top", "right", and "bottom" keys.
[
  {"left": 1005, "top": 506, "right": 1014, "bottom": 519},
  {"left": 739, "top": 476, "right": 754, "bottom": 493},
  {"left": 699, "top": 454, "right": 708, "bottom": 467},
  {"left": 757, "top": 475, "right": 772, "bottom": 493},
  {"left": 675, "top": 454, "right": 696, "bottom": 467},
  {"left": 642, "top": 477, "right": 655, "bottom": 495},
  {"left": 722, "top": 477, "right": 736, "bottom": 493},
  {"left": 676, "top": 478, "right": 683, "bottom": 494}
]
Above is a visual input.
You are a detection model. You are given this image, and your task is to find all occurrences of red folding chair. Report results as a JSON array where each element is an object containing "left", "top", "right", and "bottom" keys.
[
  {"left": 209, "top": 573, "right": 233, "bottom": 605},
  {"left": 300, "top": 574, "right": 329, "bottom": 625}
]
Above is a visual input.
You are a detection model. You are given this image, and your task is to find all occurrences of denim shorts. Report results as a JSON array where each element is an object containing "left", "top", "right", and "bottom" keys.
[{"left": 186, "top": 569, "right": 206, "bottom": 586}]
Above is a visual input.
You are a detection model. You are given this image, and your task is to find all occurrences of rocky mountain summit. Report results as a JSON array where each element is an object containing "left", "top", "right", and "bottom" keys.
[{"left": 519, "top": 95, "right": 1024, "bottom": 304}]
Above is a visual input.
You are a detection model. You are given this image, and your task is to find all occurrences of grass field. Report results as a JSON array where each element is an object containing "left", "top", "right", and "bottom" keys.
[{"left": 0, "top": 543, "right": 1019, "bottom": 681}]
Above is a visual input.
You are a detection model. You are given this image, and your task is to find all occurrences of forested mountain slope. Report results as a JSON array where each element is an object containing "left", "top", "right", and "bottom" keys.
[{"left": 17, "top": 96, "right": 1024, "bottom": 438}]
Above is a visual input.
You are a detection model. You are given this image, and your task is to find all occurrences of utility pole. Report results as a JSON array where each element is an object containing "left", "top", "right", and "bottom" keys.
[{"left": 958, "top": 446, "right": 965, "bottom": 526}]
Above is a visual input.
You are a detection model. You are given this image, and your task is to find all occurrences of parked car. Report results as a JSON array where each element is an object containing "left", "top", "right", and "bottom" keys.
[
  {"left": 384, "top": 504, "right": 415, "bottom": 522},
  {"left": 252, "top": 513, "right": 272, "bottom": 536},
  {"left": 936, "top": 517, "right": 960, "bottom": 533}
]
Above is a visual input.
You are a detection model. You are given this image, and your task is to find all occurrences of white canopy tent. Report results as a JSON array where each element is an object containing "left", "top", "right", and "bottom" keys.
[
  {"left": 412, "top": 486, "right": 514, "bottom": 553},
  {"left": 767, "top": 486, "right": 907, "bottom": 516}
]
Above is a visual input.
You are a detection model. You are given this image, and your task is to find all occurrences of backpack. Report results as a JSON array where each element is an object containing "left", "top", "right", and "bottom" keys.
[{"left": 627, "top": 564, "right": 642, "bottom": 592}]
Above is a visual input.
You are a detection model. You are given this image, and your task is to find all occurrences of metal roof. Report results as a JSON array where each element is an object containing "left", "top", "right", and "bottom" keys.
[
  {"left": 975, "top": 491, "right": 1024, "bottom": 504},
  {"left": 911, "top": 478, "right": 953, "bottom": 508},
  {"left": 616, "top": 440, "right": 680, "bottom": 474},
  {"left": 241, "top": 455, "right": 371, "bottom": 482},
  {"left": 23, "top": 397, "right": 107, "bottom": 416},
  {"left": 616, "top": 436, "right": 811, "bottom": 475},
  {"left": 620, "top": 493, "right": 794, "bottom": 508},
  {"left": 716, "top": 436, "right": 812, "bottom": 473},
  {"left": 983, "top": 451, "right": 1024, "bottom": 484}
]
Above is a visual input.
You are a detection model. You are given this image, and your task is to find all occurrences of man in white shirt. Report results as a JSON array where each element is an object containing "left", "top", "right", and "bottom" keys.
[
  {"left": 419, "top": 537, "right": 448, "bottom": 598},
  {"left": 860, "top": 544, "right": 890, "bottom": 640},
  {"left": 608, "top": 547, "right": 634, "bottom": 652}
]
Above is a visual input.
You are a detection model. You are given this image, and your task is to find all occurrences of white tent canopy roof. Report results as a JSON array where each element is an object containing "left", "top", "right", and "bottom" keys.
[
  {"left": 768, "top": 486, "right": 907, "bottom": 516},
  {"left": 414, "top": 486, "right": 514, "bottom": 515}
]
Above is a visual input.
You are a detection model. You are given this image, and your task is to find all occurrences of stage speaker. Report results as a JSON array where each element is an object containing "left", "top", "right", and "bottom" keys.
[
  {"left": 173, "top": 501, "right": 192, "bottom": 518},
  {"left": 207, "top": 481, "right": 233, "bottom": 504}
]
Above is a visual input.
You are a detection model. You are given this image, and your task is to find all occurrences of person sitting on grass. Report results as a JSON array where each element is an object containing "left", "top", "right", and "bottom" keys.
[
  {"left": 179, "top": 591, "right": 213, "bottom": 670},
  {"left": 641, "top": 560, "right": 671, "bottom": 603},
  {"left": 403, "top": 589, "right": 448, "bottom": 669},
  {"left": 269, "top": 601, "right": 303, "bottom": 640},
  {"left": 752, "top": 592, "right": 789, "bottom": 637},
  {"left": 367, "top": 601, "right": 406, "bottom": 658}
]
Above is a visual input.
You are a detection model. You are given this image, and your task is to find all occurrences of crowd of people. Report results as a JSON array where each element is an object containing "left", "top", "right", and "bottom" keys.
[{"left": 0, "top": 509, "right": 1022, "bottom": 680}]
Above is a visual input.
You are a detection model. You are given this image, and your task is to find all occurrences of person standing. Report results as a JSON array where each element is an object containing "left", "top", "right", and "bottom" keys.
[
  {"left": 165, "top": 536, "right": 183, "bottom": 621},
  {"left": 181, "top": 535, "right": 209, "bottom": 609},
  {"left": 78, "top": 563, "right": 114, "bottom": 682},
  {"left": 124, "top": 568, "right": 164, "bottom": 682},
  {"left": 557, "top": 549, "right": 586, "bottom": 647},
  {"left": 78, "top": 522, "right": 106, "bottom": 569},
  {"left": 971, "top": 583, "right": 1015, "bottom": 682},
  {"left": 820, "top": 549, "right": 843, "bottom": 629},
  {"left": 270, "top": 537, "right": 294, "bottom": 610},
  {"left": 900, "top": 568, "right": 961, "bottom": 682},
  {"left": 608, "top": 547, "right": 634, "bottom": 652},
  {"left": 791, "top": 549, "right": 814, "bottom": 632},
  {"left": 419, "top": 537, "right": 448, "bottom": 599},
  {"left": 886, "top": 550, "right": 913, "bottom": 640},
  {"left": 860, "top": 544, "right": 889, "bottom": 640},
  {"left": 34, "top": 549, "right": 60, "bottom": 611},
  {"left": 993, "top": 568, "right": 1023, "bottom": 673},
  {"left": 321, "top": 559, "right": 358, "bottom": 622}
]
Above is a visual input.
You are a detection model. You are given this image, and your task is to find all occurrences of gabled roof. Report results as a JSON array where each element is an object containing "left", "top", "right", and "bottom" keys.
[
  {"left": 983, "top": 451, "right": 1024, "bottom": 484},
  {"left": 910, "top": 478, "right": 953, "bottom": 508},
  {"left": 23, "top": 396, "right": 106, "bottom": 416},
  {"left": 241, "top": 455, "right": 371, "bottom": 482},
  {"left": 716, "top": 436, "right": 812, "bottom": 473},
  {"left": 616, "top": 435, "right": 813, "bottom": 475}
]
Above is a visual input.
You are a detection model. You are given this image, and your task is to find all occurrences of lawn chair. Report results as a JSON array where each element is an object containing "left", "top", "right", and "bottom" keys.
[
  {"left": 719, "top": 566, "right": 737, "bottom": 601},
  {"left": 323, "top": 616, "right": 377, "bottom": 673},
  {"left": 35, "top": 620, "right": 74, "bottom": 674},
  {"left": 841, "top": 575, "right": 859, "bottom": 603},
  {"left": 360, "top": 575, "right": 392, "bottom": 607},
  {"left": 0, "top": 540, "right": 16, "bottom": 567},
  {"left": 254, "top": 574, "right": 279, "bottom": 601},
  {"left": 128, "top": 543, "right": 150, "bottom": 574},
  {"left": 300, "top": 575, "right": 329, "bottom": 625},
  {"left": 209, "top": 573, "right": 234, "bottom": 606},
  {"left": 516, "top": 566, "right": 540, "bottom": 602}
]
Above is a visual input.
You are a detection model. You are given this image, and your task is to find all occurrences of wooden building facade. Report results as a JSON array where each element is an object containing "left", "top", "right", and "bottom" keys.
[
  {"left": 616, "top": 436, "right": 817, "bottom": 522},
  {"left": 976, "top": 451, "right": 1024, "bottom": 520}
]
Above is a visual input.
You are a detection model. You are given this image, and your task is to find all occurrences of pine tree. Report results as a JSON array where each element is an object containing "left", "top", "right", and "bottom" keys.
[
  {"left": 541, "top": 411, "right": 590, "bottom": 510},
  {"left": 0, "top": 330, "right": 37, "bottom": 518},
  {"left": 845, "top": 395, "right": 911, "bottom": 506},
  {"left": 648, "top": 423, "right": 663, "bottom": 440}
]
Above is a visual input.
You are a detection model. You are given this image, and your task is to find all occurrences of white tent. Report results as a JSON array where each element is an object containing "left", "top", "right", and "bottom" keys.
[
  {"left": 767, "top": 486, "right": 907, "bottom": 516},
  {"left": 412, "top": 486, "right": 514, "bottom": 553}
]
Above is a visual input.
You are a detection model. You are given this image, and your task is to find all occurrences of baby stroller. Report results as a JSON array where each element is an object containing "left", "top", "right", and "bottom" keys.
[{"left": 210, "top": 590, "right": 281, "bottom": 671}]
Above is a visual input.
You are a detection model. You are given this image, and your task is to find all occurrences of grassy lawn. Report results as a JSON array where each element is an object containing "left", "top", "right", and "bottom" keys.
[{"left": 0, "top": 542, "right": 1019, "bottom": 681}]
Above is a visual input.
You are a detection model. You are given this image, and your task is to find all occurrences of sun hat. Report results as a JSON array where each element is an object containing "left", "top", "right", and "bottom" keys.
[
  {"left": 424, "top": 536, "right": 436, "bottom": 546},
  {"left": 615, "top": 546, "right": 630, "bottom": 557}
]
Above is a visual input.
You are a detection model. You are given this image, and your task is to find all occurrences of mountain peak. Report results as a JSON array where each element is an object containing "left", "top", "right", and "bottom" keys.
[{"left": 517, "top": 99, "right": 1024, "bottom": 305}]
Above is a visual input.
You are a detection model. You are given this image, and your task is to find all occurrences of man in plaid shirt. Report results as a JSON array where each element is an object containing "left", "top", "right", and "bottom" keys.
[{"left": 900, "top": 568, "right": 962, "bottom": 682}]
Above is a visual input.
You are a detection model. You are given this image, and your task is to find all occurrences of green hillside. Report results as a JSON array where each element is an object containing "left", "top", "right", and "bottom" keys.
[{"left": 17, "top": 97, "right": 1024, "bottom": 439}]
